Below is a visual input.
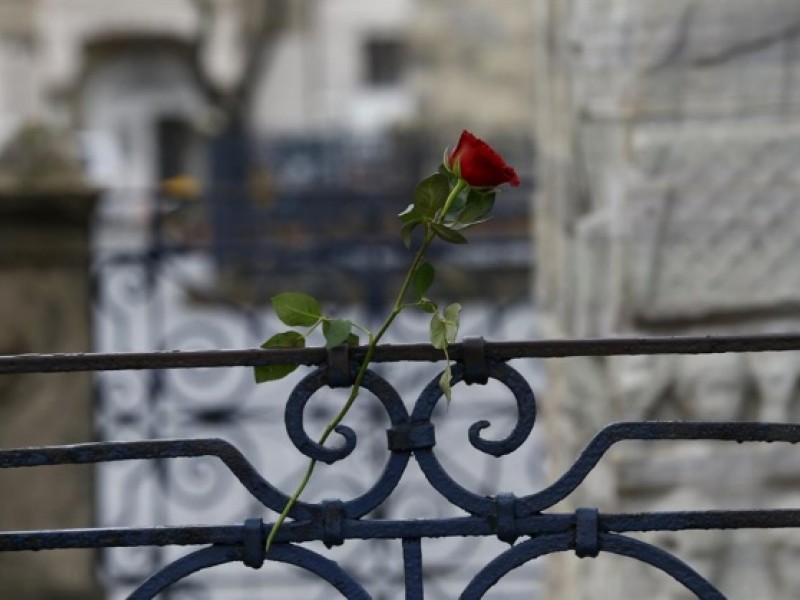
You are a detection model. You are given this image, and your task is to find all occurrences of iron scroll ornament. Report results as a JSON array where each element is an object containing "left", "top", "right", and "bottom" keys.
[
  {"left": 282, "top": 364, "right": 412, "bottom": 521},
  {"left": 5, "top": 355, "right": 800, "bottom": 597}
]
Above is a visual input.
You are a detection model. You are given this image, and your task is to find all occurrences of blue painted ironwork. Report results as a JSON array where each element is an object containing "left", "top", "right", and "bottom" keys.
[{"left": 4, "top": 335, "right": 800, "bottom": 598}]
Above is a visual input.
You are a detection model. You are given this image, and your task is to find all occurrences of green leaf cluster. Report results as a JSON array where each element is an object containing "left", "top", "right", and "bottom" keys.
[
  {"left": 272, "top": 292, "right": 322, "bottom": 326},
  {"left": 429, "top": 303, "right": 461, "bottom": 403},
  {"left": 255, "top": 331, "right": 305, "bottom": 383},
  {"left": 254, "top": 292, "right": 362, "bottom": 383},
  {"left": 323, "top": 319, "right": 358, "bottom": 348},
  {"left": 455, "top": 189, "right": 496, "bottom": 228},
  {"left": 398, "top": 169, "right": 497, "bottom": 248},
  {"left": 430, "top": 303, "right": 461, "bottom": 350},
  {"left": 399, "top": 173, "right": 450, "bottom": 247}
]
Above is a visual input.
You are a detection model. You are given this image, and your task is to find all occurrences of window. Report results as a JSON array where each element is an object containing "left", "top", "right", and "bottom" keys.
[
  {"left": 156, "top": 117, "right": 191, "bottom": 179},
  {"left": 364, "top": 37, "right": 405, "bottom": 87}
]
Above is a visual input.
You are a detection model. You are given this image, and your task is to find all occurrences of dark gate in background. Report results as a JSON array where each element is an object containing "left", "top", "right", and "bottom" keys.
[{"left": 87, "top": 133, "right": 541, "bottom": 598}]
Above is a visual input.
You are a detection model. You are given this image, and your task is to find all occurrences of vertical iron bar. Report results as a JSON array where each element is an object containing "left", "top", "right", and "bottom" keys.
[
  {"left": 402, "top": 537, "right": 424, "bottom": 600},
  {"left": 148, "top": 193, "right": 169, "bottom": 591}
]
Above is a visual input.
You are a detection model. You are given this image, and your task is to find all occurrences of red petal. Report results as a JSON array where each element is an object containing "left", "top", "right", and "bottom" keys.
[{"left": 452, "top": 130, "right": 520, "bottom": 188}]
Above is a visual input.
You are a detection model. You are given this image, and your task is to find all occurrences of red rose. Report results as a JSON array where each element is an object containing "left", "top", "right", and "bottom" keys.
[{"left": 447, "top": 130, "right": 520, "bottom": 188}]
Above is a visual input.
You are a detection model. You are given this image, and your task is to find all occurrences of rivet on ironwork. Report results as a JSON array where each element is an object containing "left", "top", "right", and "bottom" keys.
[
  {"left": 494, "top": 493, "right": 519, "bottom": 545},
  {"left": 574, "top": 507, "right": 600, "bottom": 558},
  {"left": 462, "top": 337, "right": 489, "bottom": 385},
  {"left": 326, "top": 344, "right": 353, "bottom": 388},
  {"left": 387, "top": 422, "right": 436, "bottom": 452},
  {"left": 321, "top": 499, "right": 345, "bottom": 548},
  {"left": 242, "top": 517, "right": 265, "bottom": 568}
]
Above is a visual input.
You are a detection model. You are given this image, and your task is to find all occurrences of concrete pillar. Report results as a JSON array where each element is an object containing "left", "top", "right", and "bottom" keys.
[{"left": 0, "top": 128, "right": 101, "bottom": 598}]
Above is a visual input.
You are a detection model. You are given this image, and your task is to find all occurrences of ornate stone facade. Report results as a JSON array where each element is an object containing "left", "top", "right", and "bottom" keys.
[{"left": 533, "top": 1, "right": 800, "bottom": 597}]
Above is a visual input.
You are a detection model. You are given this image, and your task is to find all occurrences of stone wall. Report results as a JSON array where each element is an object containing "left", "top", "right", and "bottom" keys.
[
  {"left": 407, "top": 0, "right": 537, "bottom": 168},
  {"left": 0, "top": 192, "right": 99, "bottom": 599},
  {"left": 532, "top": 1, "right": 800, "bottom": 597},
  {"left": 0, "top": 127, "right": 100, "bottom": 598},
  {"left": 410, "top": 0, "right": 536, "bottom": 135}
]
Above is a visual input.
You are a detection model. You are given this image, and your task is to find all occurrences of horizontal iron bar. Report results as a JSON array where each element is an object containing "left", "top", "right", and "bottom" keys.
[
  {"left": 4, "top": 510, "right": 800, "bottom": 551},
  {"left": 0, "top": 525, "right": 245, "bottom": 551},
  {"left": 1, "top": 333, "right": 800, "bottom": 374}
]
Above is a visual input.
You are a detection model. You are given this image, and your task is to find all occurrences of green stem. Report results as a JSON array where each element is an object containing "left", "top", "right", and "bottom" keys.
[
  {"left": 351, "top": 322, "right": 372, "bottom": 337},
  {"left": 438, "top": 179, "right": 466, "bottom": 221},
  {"left": 265, "top": 229, "right": 436, "bottom": 552},
  {"left": 265, "top": 179, "right": 466, "bottom": 552}
]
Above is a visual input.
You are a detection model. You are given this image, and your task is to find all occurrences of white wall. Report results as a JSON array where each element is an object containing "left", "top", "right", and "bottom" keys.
[
  {"left": 0, "top": 37, "right": 43, "bottom": 149},
  {"left": 37, "top": 0, "right": 198, "bottom": 89},
  {"left": 252, "top": 0, "right": 416, "bottom": 136}
]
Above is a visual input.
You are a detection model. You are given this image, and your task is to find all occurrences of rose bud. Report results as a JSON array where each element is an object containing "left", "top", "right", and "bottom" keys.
[{"left": 446, "top": 130, "right": 520, "bottom": 188}]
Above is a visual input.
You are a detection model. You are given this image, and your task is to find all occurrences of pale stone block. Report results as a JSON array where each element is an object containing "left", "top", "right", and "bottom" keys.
[
  {"left": 571, "top": 0, "right": 800, "bottom": 118},
  {"left": 535, "top": 1, "right": 800, "bottom": 597},
  {"left": 623, "top": 125, "right": 800, "bottom": 322}
]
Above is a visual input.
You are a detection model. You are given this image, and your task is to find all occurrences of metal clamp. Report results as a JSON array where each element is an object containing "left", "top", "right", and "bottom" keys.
[
  {"left": 326, "top": 344, "right": 353, "bottom": 388},
  {"left": 387, "top": 422, "right": 436, "bottom": 452},
  {"left": 462, "top": 337, "right": 489, "bottom": 385},
  {"left": 494, "top": 493, "right": 519, "bottom": 545},
  {"left": 242, "top": 518, "right": 265, "bottom": 568},
  {"left": 321, "top": 499, "right": 345, "bottom": 548},
  {"left": 574, "top": 507, "right": 600, "bottom": 558}
]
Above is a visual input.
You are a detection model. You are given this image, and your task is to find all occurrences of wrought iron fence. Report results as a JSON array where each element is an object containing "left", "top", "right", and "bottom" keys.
[{"left": 3, "top": 334, "right": 800, "bottom": 598}]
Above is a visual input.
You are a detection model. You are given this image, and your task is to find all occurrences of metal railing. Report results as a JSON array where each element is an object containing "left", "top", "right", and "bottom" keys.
[{"left": 2, "top": 333, "right": 800, "bottom": 598}]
